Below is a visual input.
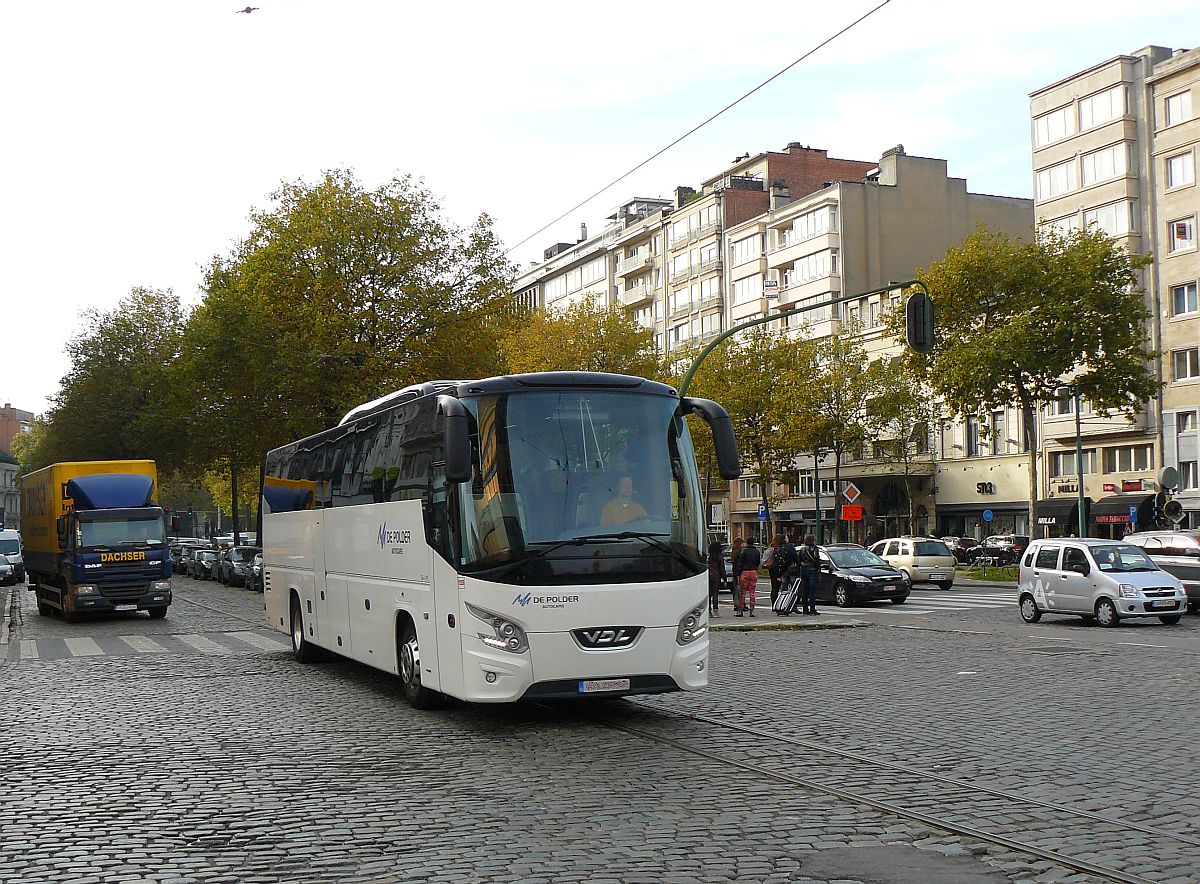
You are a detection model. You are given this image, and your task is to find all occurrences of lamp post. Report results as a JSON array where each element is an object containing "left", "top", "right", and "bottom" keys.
[{"left": 1069, "top": 385, "right": 1086, "bottom": 538}]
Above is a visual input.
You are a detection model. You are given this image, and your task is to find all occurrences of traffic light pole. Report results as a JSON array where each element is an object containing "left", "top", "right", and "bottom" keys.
[{"left": 677, "top": 279, "right": 927, "bottom": 397}]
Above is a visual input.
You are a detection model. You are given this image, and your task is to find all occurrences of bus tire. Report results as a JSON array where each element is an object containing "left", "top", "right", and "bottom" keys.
[
  {"left": 290, "top": 595, "right": 321, "bottom": 663},
  {"left": 398, "top": 619, "right": 442, "bottom": 710}
]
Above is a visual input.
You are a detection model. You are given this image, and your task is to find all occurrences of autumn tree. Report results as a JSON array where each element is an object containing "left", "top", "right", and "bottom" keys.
[
  {"left": 896, "top": 226, "right": 1158, "bottom": 534},
  {"left": 871, "top": 358, "right": 940, "bottom": 533},
  {"left": 499, "top": 300, "right": 664, "bottom": 378}
]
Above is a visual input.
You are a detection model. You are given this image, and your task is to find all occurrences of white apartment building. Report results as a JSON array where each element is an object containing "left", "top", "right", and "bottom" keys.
[{"left": 1030, "top": 45, "right": 1200, "bottom": 534}]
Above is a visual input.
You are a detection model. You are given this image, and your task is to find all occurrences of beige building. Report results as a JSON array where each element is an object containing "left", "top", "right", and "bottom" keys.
[{"left": 1030, "top": 45, "right": 1200, "bottom": 535}]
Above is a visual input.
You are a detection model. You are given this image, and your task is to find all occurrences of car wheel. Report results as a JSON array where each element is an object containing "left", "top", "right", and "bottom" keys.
[
  {"left": 936, "top": 581, "right": 953, "bottom": 591},
  {"left": 1095, "top": 598, "right": 1120, "bottom": 628},
  {"left": 890, "top": 595, "right": 908, "bottom": 605},
  {"left": 1019, "top": 594, "right": 1041, "bottom": 623},
  {"left": 1159, "top": 615, "right": 1182, "bottom": 625},
  {"left": 398, "top": 619, "right": 442, "bottom": 709},
  {"left": 147, "top": 607, "right": 168, "bottom": 619},
  {"left": 834, "top": 584, "right": 851, "bottom": 608},
  {"left": 290, "top": 595, "right": 322, "bottom": 663}
]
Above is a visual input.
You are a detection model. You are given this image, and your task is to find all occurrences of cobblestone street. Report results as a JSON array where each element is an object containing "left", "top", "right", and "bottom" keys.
[{"left": 3, "top": 577, "right": 1198, "bottom": 883}]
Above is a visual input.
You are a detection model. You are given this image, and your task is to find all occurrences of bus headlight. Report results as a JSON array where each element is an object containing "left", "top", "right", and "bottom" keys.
[
  {"left": 465, "top": 602, "right": 529, "bottom": 654},
  {"left": 676, "top": 603, "right": 708, "bottom": 646}
]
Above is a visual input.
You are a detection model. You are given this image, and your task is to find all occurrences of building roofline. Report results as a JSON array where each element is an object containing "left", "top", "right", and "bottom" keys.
[{"left": 1029, "top": 47, "right": 1175, "bottom": 98}]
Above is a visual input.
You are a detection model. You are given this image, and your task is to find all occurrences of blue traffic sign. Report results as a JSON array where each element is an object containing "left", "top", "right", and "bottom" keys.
[
  {"left": 1129, "top": 504, "right": 1138, "bottom": 523},
  {"left": 982, "top": 509, "right": 993, "bottom": 522},
  {"left": 757, "top": 502, "right": 768, "bottom": 521}
]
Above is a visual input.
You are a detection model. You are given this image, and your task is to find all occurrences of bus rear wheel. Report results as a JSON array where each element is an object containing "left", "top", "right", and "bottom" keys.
[
  {"left": 290, "top": 596, "right": 321, "bottom": 663},
  {"left": 398, "top": 620, "right": 442, "bottom": 710}
]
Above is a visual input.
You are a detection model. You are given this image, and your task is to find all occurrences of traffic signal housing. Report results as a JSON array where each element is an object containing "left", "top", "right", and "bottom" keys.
[{"left": 905, "top": 290, "right": 935, "bottom": 353}]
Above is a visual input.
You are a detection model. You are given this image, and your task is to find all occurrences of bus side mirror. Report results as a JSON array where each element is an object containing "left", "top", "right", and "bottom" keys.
[
  {"left": 681, "top": 397, "right": 740, "bottom": 480},
  {"left": 438, "top": 396, "right": 473, "bottom": 484}
]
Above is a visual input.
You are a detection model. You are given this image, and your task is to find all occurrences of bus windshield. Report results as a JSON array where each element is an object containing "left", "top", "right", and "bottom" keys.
[
  {"left": 78, "top": 517, "right": 166, "bottom": 550},
  {"left": 457, "top": 390, "right": 705, "bottom": 584}
]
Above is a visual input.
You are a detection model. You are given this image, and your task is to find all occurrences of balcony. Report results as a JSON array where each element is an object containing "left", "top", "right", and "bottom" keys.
[
  {"left": 696, "top": 256, "right": 721, "bottom": 275},
  {"left": 839, "top": 453, "right": 936, "bottom": 480},
  {"left": 1042, "top": 408, "right": 1149, "bottom": 441},
  {"left": 616, "top": 252, "right": 653, "bottom": 279},
  {"left": 767, "top": 231, "right": 839, "bottom": 270},
  {"left": 774, "top": 275, "right": 840, "bottom": 310},
  {"left": 620, "top": 282, "right": 653, "bottom": 307}
]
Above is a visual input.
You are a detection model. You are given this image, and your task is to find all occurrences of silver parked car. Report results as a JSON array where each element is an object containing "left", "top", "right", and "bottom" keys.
[
  {"left": 1121, "top": 530, "right": 1200, "bottom": 613},
  {"left": 1017, "top": 538, "right": 1188, "bottom": 627}
]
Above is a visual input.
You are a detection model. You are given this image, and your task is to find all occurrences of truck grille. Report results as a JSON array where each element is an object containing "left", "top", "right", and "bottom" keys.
[{"left": 100, "top": 581, "right": 150, "bottom": 598}]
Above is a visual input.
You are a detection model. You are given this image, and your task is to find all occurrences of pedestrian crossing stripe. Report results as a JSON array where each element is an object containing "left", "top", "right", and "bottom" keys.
[{"left": 15, "top": 631, "right": 290, "bottom": 662}]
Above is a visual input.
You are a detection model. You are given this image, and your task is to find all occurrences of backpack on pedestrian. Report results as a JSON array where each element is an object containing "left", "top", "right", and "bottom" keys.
[{"left": 773, "top": 540, "right": 797, "bottom": 577}]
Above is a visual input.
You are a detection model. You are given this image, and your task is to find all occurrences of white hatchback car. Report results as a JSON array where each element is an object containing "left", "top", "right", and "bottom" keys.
[
  {"left": 1018, "top": 538, "right": 1188, "bottom": 627},
  {"left": 870, "top": 537, "right": 957, "bottom": 589}
]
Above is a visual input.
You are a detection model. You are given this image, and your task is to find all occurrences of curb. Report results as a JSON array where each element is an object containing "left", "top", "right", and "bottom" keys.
[
  {"left": 711, "top": 619, "right": 872, "bottom": 632},
  {"left": 0, "top": 586, "right": 14, "bottom": 646}
]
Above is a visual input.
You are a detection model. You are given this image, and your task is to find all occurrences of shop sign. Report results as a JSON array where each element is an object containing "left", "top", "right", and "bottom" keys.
[
  {"left": 1054, "top": 484, "right": 1078, "bottom": 494},
  {"left": 841, "top": 504, "right": 863, "bottom": 521},
  {"left": 1095, "top": 514, "right": 1130, "bottom": 524},
  {"left": 1036, "top": 516, "right": 1060, "bottom": 525},
  {"left": 1122, "top": 479, "right": 1143, "bottom": 492},
  {"left": 1103, "top": 483, "right": 1117, "bottom": 492}
]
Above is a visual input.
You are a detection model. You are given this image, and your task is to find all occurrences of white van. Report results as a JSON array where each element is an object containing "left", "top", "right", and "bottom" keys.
[
  {"left": 0, "top": 529, "right": 23, "bottom": 584},
  {"left": 1017, "top": 538, "right": 1188, "bottom": 627}
]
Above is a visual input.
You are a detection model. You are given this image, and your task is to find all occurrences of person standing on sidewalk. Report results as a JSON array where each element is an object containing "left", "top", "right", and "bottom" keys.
[
  {"left": 730, "top": 538, "right": 745, "bottom": 615},
  {"left": 738, "top": 538, "right": 762, "bottom": 617},
  {"left": 764, "top": 534, "right": 787, "bottom": 607},
  {"left": 796, "top": 534, "right": 821, "bottom": 616},
  {"left": 707, "top": 540, "right": 725, "bottom": 616}
]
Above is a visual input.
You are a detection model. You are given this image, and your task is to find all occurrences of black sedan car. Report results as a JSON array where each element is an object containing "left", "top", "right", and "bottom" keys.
[
  {"left": 192, "top": 549, "right": 217, "bottom": 580},
  {"left": 941, "top": 536, "right": 981, "bottom": 564},
  {"left": 816, "top": 544, "right": 911, "bottom": 607}
]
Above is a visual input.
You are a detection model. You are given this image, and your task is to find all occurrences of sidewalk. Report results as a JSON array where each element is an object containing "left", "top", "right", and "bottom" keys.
[{"left": 712, "top": 576, "right": 871, "bottom": 631}]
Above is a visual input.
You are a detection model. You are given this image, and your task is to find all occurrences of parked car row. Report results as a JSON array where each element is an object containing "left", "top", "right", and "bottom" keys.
[{"left": 168, "top": 538, "right": 263, "bottom": 592}]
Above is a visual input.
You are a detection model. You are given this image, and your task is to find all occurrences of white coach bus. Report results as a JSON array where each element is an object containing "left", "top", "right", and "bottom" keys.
[{"left": 261, "top": 371, "right": 740, "bottom": 707}]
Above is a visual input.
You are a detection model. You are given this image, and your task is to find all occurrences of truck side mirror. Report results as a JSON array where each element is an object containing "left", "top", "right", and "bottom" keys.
[
  {"left": 56, "top": 517, "right": 67, "bottom": 545},
  {"left": 438, "top": 396, "right": 473, "bottom": 484},
  {"left": 680, "top": 397, "right": 741, "bottom": 480}
]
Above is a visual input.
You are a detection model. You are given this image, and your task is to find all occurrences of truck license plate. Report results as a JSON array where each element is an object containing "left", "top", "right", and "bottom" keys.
[
  {"left": 114, "top": 604, "right": 137, "bottom": 612},
  {"left": 579, "top": 678, "right": 630, "bottom": 693}
]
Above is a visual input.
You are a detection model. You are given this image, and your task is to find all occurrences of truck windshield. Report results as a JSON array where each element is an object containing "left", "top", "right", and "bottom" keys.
[
  {"left": 457, "top": 390, "right": 705, "bottom": 584},
  {"left": 78, "top": 517, "right": 166, "bottom": 549},
  {"left": 0, "top": 539, "right": 18, "bottom": 555}
]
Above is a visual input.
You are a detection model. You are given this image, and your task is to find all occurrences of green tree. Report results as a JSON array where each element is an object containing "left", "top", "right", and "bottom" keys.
[
  {"left": 871, "top": 358, "right": 940, "bottom": 534},
  {"left": 896, "top": 226, "right": 1158, "bottom": 534},
  {"left": 499, "top": 300, "right": 663, "bottom": 378}
]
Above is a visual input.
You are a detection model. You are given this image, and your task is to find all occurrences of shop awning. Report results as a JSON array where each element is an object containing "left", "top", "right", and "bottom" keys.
[
  {"left": 1034, "top": 497, "right": 1090, "bottom": 527},
  {"left": 933, "top": 501, "right": 1026, "bottom": 515},
  {"left": 1090, "top": 494, "right": 1155, "bottom": 525}
]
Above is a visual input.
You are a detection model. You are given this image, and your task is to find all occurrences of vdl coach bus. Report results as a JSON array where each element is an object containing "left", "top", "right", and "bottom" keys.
[{"left": 261, "top": 371, "right": 739, "bottom": 707}]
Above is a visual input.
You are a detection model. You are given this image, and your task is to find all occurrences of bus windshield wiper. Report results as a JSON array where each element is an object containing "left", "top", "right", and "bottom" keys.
[
  {"left": 572, "top": 531, "right": 703, "bottom": 569},
  {"left": 473, "top": 535, "right": 625, "bottom": 581}
]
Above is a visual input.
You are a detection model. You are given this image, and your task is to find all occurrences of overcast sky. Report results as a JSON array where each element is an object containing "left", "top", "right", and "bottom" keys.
[{"left": 1, "top": 0, "right": 1194, "bottom": 417}]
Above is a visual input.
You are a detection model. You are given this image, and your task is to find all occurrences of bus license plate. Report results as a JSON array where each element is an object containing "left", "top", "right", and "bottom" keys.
[
  {"left": 114, "top": 604, "right": 137, "bottom": 612},
  {"left": 579, "top": 678, "right": 630, "bottom": 693}
]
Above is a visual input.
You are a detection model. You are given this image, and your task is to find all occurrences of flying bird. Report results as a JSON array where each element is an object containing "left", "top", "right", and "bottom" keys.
[{"left": 235, "top": 6, "right": 259, "bottom": 12}]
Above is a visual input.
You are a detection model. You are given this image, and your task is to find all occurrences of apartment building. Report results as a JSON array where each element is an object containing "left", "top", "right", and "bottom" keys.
[
  {"left": 1030, "top": 45, "right": 1200, "bottom": 535},
  {"left": 722, "top": 147, "right": 1033, "bottom": 543}
]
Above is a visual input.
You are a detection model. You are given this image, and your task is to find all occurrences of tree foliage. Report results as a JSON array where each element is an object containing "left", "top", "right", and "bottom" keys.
[
  {"left": 871, "top": 358, "right": 939, "bottom": 528},
  {"left": 895, "top": 226, "right": 1158, "bottom": 531},
  {"left": 499, "top": 300, "right": 663, "bottom": 378}
]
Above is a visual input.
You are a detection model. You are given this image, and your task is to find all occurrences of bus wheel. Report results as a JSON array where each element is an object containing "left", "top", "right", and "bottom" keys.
[
  {"left": 398, "top": 620, "right": 441, "bottom": 709},
  {"left": 290, "top": 596, "right": 321, "bottom": 663}
]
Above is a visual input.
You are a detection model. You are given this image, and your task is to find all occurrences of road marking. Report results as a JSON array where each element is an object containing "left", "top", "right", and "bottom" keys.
[
  {"left": 118, "top": 635, "right": 168, "bottom": 654},
  {"left": 174, "top": 634, "right": 233, "bottom": 654},
  {"left": 1118, "top": 641, "right": 1170, "bottom": 649},
  {"left": 225, "top": 630, "right": 288, "bottom": 651},
  {"left": 63, "top": 637, "right": 105, "bottom": 657},
  {"left": 1023, "top": 634, "right": 1077, "bottom": 642},
  {"left": 19, "top": 639, "right": 39, "bottom": 659}
]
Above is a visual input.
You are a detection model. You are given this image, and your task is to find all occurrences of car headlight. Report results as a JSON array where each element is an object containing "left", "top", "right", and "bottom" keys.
[
  {"left": 850, "top": 575, "right": 873, "bottom": 584},
  {"left": 676, "top": 603, "right": 708, "bottom": 646},
  {"left": 1118, "top": 584, "right": 1140, "bottom": 599},
  {"left": 465, "top": 602, "right": 529, "bottom": 653},
  {"left": 75, "top": 584, "right": 99, "bottom": 596}
]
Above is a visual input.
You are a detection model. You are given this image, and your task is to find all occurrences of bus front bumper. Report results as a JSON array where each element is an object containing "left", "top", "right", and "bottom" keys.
[{"left": 463, "top": 627, "right": 709, "bottom": 703}]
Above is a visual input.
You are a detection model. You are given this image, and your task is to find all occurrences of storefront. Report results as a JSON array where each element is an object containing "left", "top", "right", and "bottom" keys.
[
  {"left": 935, "top": 502, "right": 1028, "bottom": 539},
  {"left": 1034, "top": 498, "right": 1090, "bottom": 537},
  {"left": 1089, "top": 494, "right": 1158, "bottom": 538}
]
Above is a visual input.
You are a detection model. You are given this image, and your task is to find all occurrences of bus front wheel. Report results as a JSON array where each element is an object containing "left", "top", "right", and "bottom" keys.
[
  {"left": 398, "top": 620, "right": 442, "bottom": 710},
  {"left": 290, "top": 596, "right": 322, "bottom": 663}
]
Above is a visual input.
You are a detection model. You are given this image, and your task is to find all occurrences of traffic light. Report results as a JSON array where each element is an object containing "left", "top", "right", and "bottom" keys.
[
  {"left": 1164, "top": 498, "right": 1184, "bottom": 524},
  {"left": 1153, "top": 491, "right": 1168, "bottom": 527},
  {"left": 905, "top": 290, "right": 935, "bottom": 353}
]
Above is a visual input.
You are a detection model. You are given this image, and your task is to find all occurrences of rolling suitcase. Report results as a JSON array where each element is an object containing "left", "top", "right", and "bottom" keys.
[{"left": 773, "top": 577, "right": 799, "bottom": 614}]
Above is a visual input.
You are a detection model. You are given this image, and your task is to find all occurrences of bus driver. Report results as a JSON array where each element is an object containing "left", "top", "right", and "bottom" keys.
[{"left": 601, "top": 475, "right": 648, "bottom": 526}]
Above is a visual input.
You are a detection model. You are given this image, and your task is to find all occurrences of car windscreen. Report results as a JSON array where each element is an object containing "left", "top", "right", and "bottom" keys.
[
  {"left": 914, "top": 541, "right": 952, "bottom": 556},
  {"left": 1090, "top": 544, "right": 1159, "bottom": 572},
  {"left": 829, "top": 547, "right": 889, "bottom": 568}
]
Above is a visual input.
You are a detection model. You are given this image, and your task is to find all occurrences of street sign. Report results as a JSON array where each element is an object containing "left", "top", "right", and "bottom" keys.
[
  {"left": 841, "top": 504, "right": 863, "bottom": 521},
  {"left": 842, "top": 482, "right": 861, "bottom": 503},
  {"left": 1129, "top": 504, "right": 1139, "bottom": 523},
  {"left": 757, "top": 502, "right": 768, "bottom": 522},
  {"left": 982, "top": 509, "right": 993, "bottom": 522}
]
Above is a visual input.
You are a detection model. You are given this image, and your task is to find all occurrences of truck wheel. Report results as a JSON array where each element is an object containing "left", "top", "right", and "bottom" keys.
[
  {"left": 37, "top": 601, "right": 51, "bottom": 617},
  {"left": 290, "top": 596, "right": 321, "bottom": 663},
  {"left": 398, "top": 619, "right": 442, "bottom": 709},
  {"left": 147, "top": 607, "right": 168, "bottom": 619}
]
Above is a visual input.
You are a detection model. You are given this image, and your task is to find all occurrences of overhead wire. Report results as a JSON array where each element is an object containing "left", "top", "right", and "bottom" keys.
[{"left": 504, "top": 0, "right": 895, "bottom": 256}]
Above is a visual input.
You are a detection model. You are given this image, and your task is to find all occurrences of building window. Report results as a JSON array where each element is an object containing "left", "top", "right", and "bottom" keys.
[
  {"left": 1167, "top": 152, "right": 1195, "bottom": 189},
  {"left": 990, "top": 410, "right": 1005, "bottom": 453},
  {"left": 731, "top": 274, "right": 762, "bottom": 305},
  {"left": 966, "top": 415, "right": 980, "bottom": 457},
  {"left": 1081, "top": 143, "right": 1127, "bottom": 186},
  {"left": 1165, "top": 90, "right": 1193, "bottom": 127},
  {"left": 1102, "top": 444, "right": 1153, "bottom": 473},
  {"left": 1041, "top": 215, "right": 1080, "bottom": 237},
  {"left": 1079, "top": 84, "right": 1126, "bottom": 130},
  {"left": 1036, "top": 160, "right": 1077, "bottom": 200},
  {"left": 731, "top": 235, "right": 762, "bottom": 266},
  {"left": 1050, "top": 449, "right": 1096, "bottom": 477},
  {"left": 1174, "top": 347, "right": 1200, "bottom": 380},
  {"left": 1181, "top": 461, "right": 1198, "bottom": 491},
  {"left": 1034, "top": 104, "right": 1075, "bottom": 147},
  {"left": 1083, "top": 200, "right": 1134, "bottom": 237},
  {"left": 1172, "top": 282, "right": 1199, "bottom": 316},
  {"left": 797, "top": 472, "right": 838, "bottom": 497},
  {"left": 1169, "top": 217, "right": 1197, "bottom": 252},
  {"left": 1179, "top": 411, "right": 1198, "bottom": 434},
  {"left": 1044, "top": 387, "right": 1081, "bottom": 417},
  {"left": 701, "top": 312, "right": 722, "bottom": 335},
  {"left": 738, "top": 478, "right": 764, "bottom": 501}
]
